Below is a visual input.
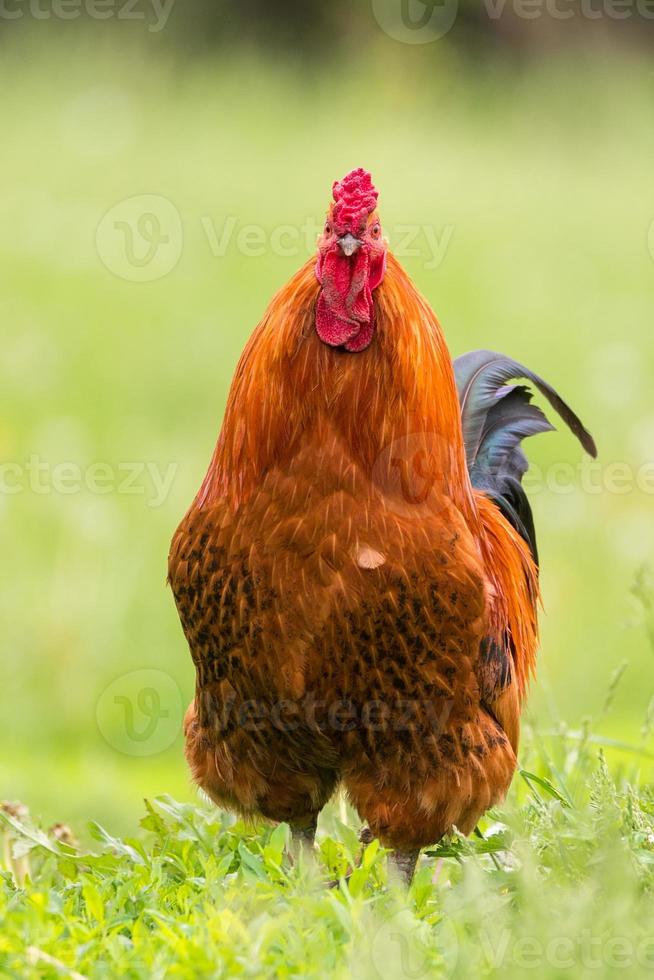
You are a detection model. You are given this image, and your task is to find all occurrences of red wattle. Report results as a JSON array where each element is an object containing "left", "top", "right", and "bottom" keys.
[{"left": 315, "top": 247, "right": 385, "bottom": 352}]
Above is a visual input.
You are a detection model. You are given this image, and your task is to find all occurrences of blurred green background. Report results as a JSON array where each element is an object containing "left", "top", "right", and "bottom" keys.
[{"left": 1, "top": 6, "right": 653, "bottom": 835}]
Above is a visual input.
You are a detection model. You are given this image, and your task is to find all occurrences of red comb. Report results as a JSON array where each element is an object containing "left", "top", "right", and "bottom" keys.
[{"left": 331, "top": 168, "right": 378, "bottom": 230}]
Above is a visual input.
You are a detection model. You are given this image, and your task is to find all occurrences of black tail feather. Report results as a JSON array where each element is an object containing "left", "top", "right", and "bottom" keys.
[{"left": 454, "top": 350, "right": 597, "bottom": 563}]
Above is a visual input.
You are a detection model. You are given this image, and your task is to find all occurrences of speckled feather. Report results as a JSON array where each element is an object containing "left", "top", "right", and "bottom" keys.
[{"left": 169, "top": 254, "right": 538, "bottom": 849}]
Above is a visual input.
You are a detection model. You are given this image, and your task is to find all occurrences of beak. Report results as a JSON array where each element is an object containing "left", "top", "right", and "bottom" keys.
[{"left": 338, "top": 233, "right": 362, "bottom": 257}]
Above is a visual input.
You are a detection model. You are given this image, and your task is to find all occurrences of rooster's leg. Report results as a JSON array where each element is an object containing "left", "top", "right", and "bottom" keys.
[
  {"left": 289, "top": 815, "right": 318, "bottom": 864},
  {"left": 290, "top": 820, "right": 317, "bottom": 850},
  {"left": 388, "top": 848, "right": 420, "bottom": 888}
]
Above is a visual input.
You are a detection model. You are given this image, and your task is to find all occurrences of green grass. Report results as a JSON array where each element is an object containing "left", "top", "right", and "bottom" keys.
[{"left": 4, "top": 729, "right": 654, "bottom": 979}]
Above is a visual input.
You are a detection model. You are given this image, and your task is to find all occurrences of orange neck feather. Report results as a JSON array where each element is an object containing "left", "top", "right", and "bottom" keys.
[{"left": 198, "top": 252, "right": 476, "bottom": 523}]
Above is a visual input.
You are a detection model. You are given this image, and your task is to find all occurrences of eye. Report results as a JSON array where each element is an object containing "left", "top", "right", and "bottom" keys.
[
  {"left": 370, "top": 223, "right": 381, "bottom": 239},
  {"left": 324, "top": 222, "right": 332, "bottom": 235}
]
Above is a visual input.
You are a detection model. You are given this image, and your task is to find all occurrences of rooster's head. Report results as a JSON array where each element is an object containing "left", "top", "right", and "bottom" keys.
[{"left": 315, "top": 168, "right": 387, "bottom": 353}]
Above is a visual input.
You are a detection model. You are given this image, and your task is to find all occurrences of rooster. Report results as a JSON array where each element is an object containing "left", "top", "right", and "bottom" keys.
[{"left": 169, "top": 169, "right": 596, "bottom": 885}]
